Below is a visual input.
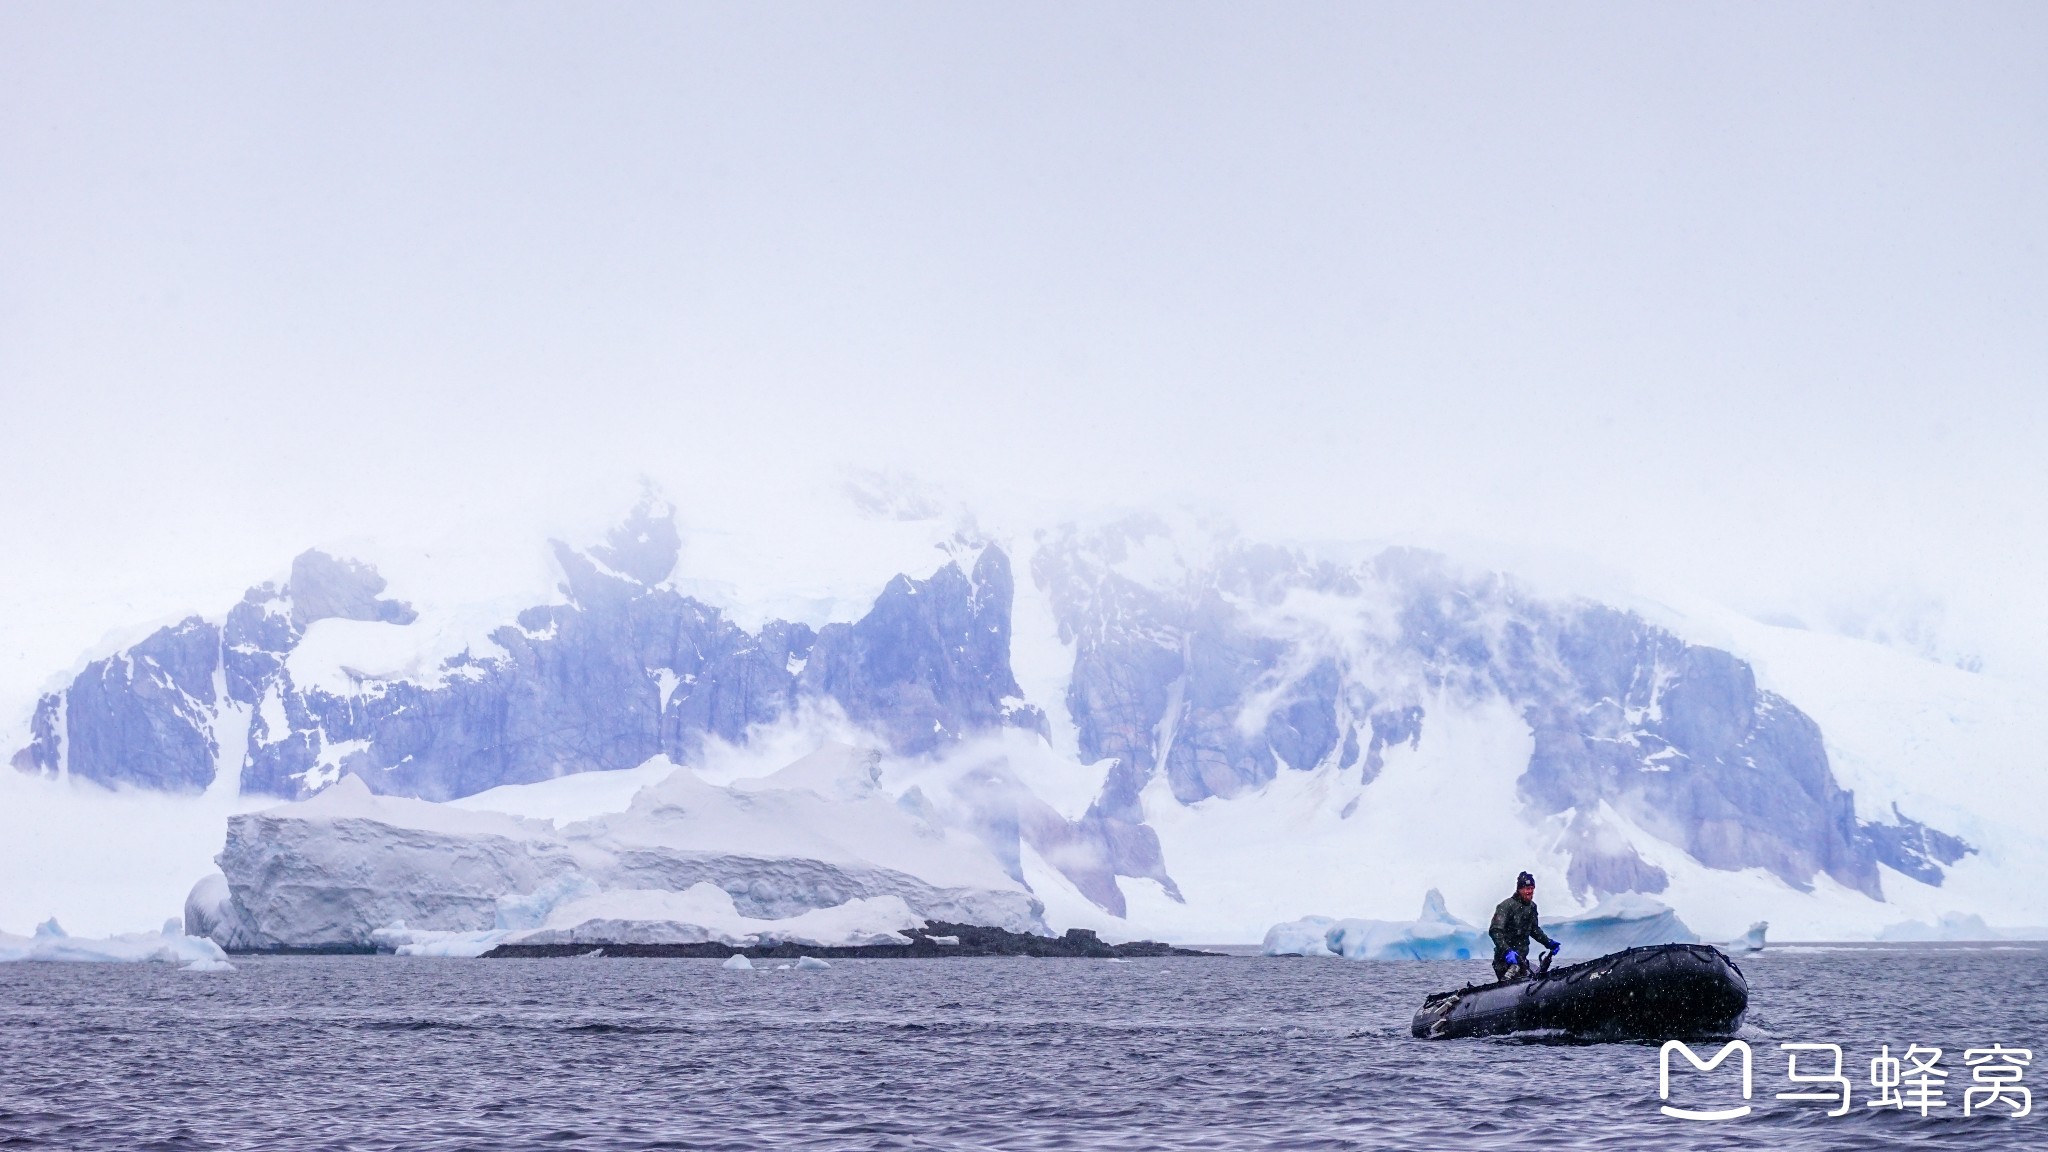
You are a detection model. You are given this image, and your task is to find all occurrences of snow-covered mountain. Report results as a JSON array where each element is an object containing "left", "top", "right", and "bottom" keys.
[
  {"left": 1033, "top": 517, "right": 1963, "bottom": 902},
  {"left": 14, "top": 500, "right": 1042, "bottom": 799},
  {"left": 7, "top": 499, "right": 2038, "bottom": 944}
]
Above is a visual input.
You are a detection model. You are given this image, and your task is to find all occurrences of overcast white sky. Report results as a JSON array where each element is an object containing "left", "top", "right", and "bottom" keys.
[{"left": 2, "top": 2, "right": 2044, "bottom": 705}]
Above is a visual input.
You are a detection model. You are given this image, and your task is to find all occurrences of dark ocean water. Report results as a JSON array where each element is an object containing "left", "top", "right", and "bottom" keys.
[{"left": 0, "top": 945, "right": 2040, "bottom": 1150}]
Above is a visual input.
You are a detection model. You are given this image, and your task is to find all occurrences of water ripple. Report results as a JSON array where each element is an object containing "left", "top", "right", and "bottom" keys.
[{"left": 0, "top": 948, "right": 2040, "bottom": 1149}]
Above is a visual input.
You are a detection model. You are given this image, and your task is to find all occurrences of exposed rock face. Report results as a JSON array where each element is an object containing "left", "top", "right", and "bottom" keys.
[
  {"left": 1509, "top": 600, "right": 1874, "bottom": 896},
  {"left": 18, "top": 501, "right": 1044, "bottom": 801},
  {"left": 804, "top": 546, "right": 1046, "bottom": 755},
  {"left": 17, "top": 503, "right": 1972, "bottom": 917},
  {"left": 13, "top": 548, "right": 420, "bottom": 792},
  {"left": 286, "top": 551, "right": 420, "bottom": 630},
  {"left": 1860, "top": 805, "right": 1974, "bottom": 885},
  {"left": 1034, "top": 518, "right": 1967, "bottom": 901},
  {"left": 61, "top": 617, "right": 223, "bottom": 791}
]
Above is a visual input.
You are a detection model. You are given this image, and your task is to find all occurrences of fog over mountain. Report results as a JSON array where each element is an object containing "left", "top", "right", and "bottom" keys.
[
  {"left": 0, "top": 5, "right": 2041, "bottom": 937},
  {"left": 9, "top": 493, "right": 2044, "bottom": 945}
]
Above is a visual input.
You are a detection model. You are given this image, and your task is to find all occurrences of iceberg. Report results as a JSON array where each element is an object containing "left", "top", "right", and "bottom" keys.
[
  {"left": 721, "top": 953, "right": 754, "bottom": 970},
  {"left": 1263, "top": 892, "right": 1701, "bottom": 962},
  {"left": 505, "top": 885, "right": 764, "bottom": 948},
  {"left": 1721, "top": 921, "right": 1768, "bottom": 952},
  {"left": 366, "top": 886, "right": 930, "bottom": 956},
  {"left": 795, "top": 956, "right": 831, "bottom": 970},
  {"left": 505, "top": 885, "right": 922, "bottom": 949},
  {"left": 201, "top": 745, "right": 1045, "bottom": 952},
  {"left": 369, "top": 924, "right": 510, "bottom": 958},
  {"left": 1261, "top": 891, "right": 1489, "bottom": 961},
  {"left": 1328, "top": 891, "right": 1491, "bottom": 961},
  {"left": 1876, "top": 912, "right": 2048, "bottom": 942},
  {"left": 183, "top": 872, "right": 243, "bottom": 943},
  {"left": 1546, "top": 894, "right": 1698, "bottom": 955},
  {"left": 1880, "top": 913, "right": 1996, "bottom": 942},
  {"left": 0, "top": 917, "right": 232, "bottom": 968},
  {"left": 1261, "top": 915, "right": 1338, "bottom": 958}
]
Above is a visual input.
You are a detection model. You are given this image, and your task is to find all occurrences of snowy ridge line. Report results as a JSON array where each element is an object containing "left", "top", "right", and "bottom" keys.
[
  {"left": 12, "top": 498, "right": 2042, "bottom": 942},
  {"left": 16, "top": 497, "right": 1046, "bottom": 802}
]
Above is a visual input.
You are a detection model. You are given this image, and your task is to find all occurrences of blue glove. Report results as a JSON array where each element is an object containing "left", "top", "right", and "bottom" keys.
[
  {"left": 1549, "top": 941, "right": 1562, "bottom": 954},
  {"left": 1505, "top": 950, "right": 1519, "bottom": 965}
]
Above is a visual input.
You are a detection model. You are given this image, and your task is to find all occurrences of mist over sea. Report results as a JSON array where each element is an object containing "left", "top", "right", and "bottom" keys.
[
  {"left": 4, "top": 6, "right": 2045, "bottom": 1151},
  {"left": 1, "top": 946, "right": 2038, "bottom": 1150}
]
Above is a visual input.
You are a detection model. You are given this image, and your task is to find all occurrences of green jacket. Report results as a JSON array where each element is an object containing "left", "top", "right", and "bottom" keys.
[{"left": 1488, "top": 895, "right": 1556, "bottom": 956}]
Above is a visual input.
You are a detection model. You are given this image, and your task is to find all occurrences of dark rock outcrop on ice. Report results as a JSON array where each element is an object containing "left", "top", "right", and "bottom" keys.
[
  {"left": 57, "top": 616, "right": 223, "bottom": 791},
  {"left": 1860, "top": 804, "right": 1974, "bottom": 885},
  {"left": 806, "top": 546, "right": 1046, "bottom": 756}
]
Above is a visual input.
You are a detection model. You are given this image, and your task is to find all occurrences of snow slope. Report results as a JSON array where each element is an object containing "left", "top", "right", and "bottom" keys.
[
  {"left": 1651, "top": 602, "right": 2042, "bottom": 933},
  {"left": 9, "top": 500, "right": 2043, "bottom": 945}
]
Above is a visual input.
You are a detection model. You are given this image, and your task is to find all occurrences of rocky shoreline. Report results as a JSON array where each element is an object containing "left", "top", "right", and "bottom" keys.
[{"left": 480, "top": 921, "right": 1219, "bottom": 960}]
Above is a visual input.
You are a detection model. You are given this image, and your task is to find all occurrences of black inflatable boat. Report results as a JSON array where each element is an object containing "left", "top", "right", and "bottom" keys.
[{"left": 1410, "top": 943, "right": 1747, "bottom": 1040}]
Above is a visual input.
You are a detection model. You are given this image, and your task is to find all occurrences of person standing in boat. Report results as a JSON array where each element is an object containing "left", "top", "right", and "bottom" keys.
[{"left": 1488, "top": 871, "right": 1560, "bottom": 981}]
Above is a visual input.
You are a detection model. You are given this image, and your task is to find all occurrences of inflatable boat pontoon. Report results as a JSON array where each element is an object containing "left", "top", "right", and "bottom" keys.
[{"left": 1411, "top": 943, "right": 1748, "bottom": 1040}]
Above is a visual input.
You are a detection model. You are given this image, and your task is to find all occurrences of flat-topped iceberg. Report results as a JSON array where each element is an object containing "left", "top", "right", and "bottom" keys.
[
  {"left": 196, "top": 744, "right": 1045, "bottom": 952},
  {"left": 0, "top": 918, "right": 233, "bottom": 970}
]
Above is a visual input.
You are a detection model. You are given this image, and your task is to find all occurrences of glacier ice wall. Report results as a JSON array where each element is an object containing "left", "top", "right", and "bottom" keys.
[{"left": 205, "top": 757, "right": 1046, "bottom": 951}]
